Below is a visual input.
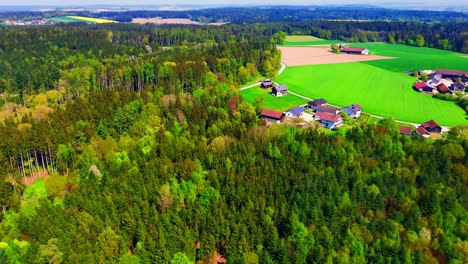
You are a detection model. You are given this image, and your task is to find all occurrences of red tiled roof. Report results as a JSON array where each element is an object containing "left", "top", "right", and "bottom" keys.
[
  {"left": 414, "top": 82, "right": 427, "bottom": 89},
  {"left": 437, "top": 83, "right": 449, "bottom": 93},
  {"left": 416, "top": 126, "right": 429, "bottom": 135},
  {"left": 340, "top": 47, "right": 366, "bottom": 53},
  {"left": 316, "top": 112, "right": 341, "bottom": 122},
  {"left": 399, "top": 126, "right": 413, "bottom": 135},
  {"left": 261, "top": 109, "right": 283, "bottom": 119},
  {"left": 421, "top": 120, "right": 440, "bottom": 129}
]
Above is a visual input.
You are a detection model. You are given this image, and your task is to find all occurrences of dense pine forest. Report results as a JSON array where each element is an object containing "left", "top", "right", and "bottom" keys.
[{"left": 0, "top": 22, "right": 467, "bottom": 263}]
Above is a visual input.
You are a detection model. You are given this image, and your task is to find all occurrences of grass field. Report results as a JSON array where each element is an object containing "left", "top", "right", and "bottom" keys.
[
  {"left": 49, "top": 16, "right": 85, "bottom": 23},
  {"left": 58, "top": 16, "right": 117, "bottom": 24},
  {"left": 242, "top": 86, "right": 308, "bottom": 111},
  {"left": 276, "top": 62, "right": 467, "bottom": 126},
  {"left": 348, "top": 43, "right": 468, "bottom": 72},
  {"left": 282, "top": 35, "right": 344, "bottom": 46}
]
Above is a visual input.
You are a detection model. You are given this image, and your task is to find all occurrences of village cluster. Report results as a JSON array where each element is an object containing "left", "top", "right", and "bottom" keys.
[
  {"left": 259, "top": 79, "right": 445, "bottom": 137},
  {"left": 259, "top": 79, "right": 361, "bottom": 130},
  {"left": 413, "top": 69, "right": 468, "bottom": 94}
]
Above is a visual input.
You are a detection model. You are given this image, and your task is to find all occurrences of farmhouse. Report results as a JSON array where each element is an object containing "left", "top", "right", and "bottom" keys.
[
  {"left": 261, "top": 79, "right": 273, "bottom": 88},
  {"left": 451, "top": 81, "right": 466, "bottom": 93},
  {"left": 260, "top": 109, "right": 284, "bottom": 123},
  {"left": 420, "top": 120, "right": 442, "bottom": 133},
  {"left": 415, "top": 126, "right": 430, "bottom": 138},
  {"left": 285, "top": 106, "right": 304, "bottom": 118},
  {"left": 437, "top": 83, "right": 451, "bottom": 94},
  {"left": 272, "top": 85, "right": 288, "bottom": 97},
  {"left": 316, "top": 105, "right": 340, "bottom": 114},
  {"left": 434, "top": 69, "right": 468, "bottom": 81},
  {"left": 307, "top": 98, "right": 327, "bottom": 110},
  {"left": 315, "top": 112, "right": 343, "bottom": 129},
  {"left": 342, "top": 104, "right": 362, "bottom": 118},
  {"left": 399, "top": 126, "right": 414, "bottom": 136},
  {"left": 339, "top": 47, "right": 369, "bottom": 55},
  {"left": 414, "top": 82, "right": 436, "bottom": 93}
]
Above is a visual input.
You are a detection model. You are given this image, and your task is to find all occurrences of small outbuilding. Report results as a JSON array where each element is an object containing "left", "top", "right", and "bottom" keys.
[
  {"left": 260, "top": 109, "right": 284, "bottom": 123},
  {"left": 399, "top": 126, "right": 413, "bottom": 136},
  {"left": 272, "top": 85, "right": 288, "bottom": 97},
  {"left": 261, "top": 79, "right": 273, "bottom": 88}
]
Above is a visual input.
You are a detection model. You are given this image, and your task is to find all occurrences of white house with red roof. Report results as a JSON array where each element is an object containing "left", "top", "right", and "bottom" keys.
[{"left": 315, "top": 112, "right": 343, "bottom": 129}]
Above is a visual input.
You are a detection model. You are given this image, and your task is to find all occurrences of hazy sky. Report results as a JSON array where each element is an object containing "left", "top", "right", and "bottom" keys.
[{"left": 0, "top": 0, "right": 457, "bottom": 6}]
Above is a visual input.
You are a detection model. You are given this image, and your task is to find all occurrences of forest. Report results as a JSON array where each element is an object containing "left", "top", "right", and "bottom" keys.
[
  {"left": 1, "top": 6, "right": 467, "bottom": 23},
  {"left": 0, "top": 23, "right": 467, "bottom": 263}
]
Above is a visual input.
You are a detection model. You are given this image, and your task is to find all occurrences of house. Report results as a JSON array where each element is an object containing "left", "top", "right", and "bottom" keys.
[
  {"left": 451, "top": 81, "right": 466, "bottom": 93},
  {"left": 434, "top": 69, "right": 468, "bottom": 81},
  {"left": 428, "top": 73, "right": 442, "bottom": 85},
  {"left": 339, "top": 47, "right": 369, "bottom": 55},
  {"left": 307, "top": 98, "right": 327, "bottom": 110},
  {"left": 260, "top": 109, "right": 284, "bottom": 123},
  {"left": 315, "top": 112, "right": 343, "bottom": 129},
  {"left": 414, "top": 82, "right": 436, "bottom": 93},
  {"left": 437, "top": 83, "right": 451, "bottom": 94},
  {"left": 342, "top": 104, "right": 362, "bottom": 118},
  {"left": 399, "top": 126, "right": 413, "bottom": 136},
  {"left": 414, "top": 126, "right": 430, "bottom": 138},
  {"left": 414, "top": 82, "right": 427, "bottom": 91},
  {"left": 272, "top": 85, "right": 288, "bottom": 97},
  {"left": 420, "top": 120, "right": 442, "bottom": 133},
  {"left": 261, "top": 79, "right": 273, "bottom": 88},
  {"left": 285, "top": 106, "right": 304, "bottom": 118},
  {"left": 316, "top": 105, "right": 340, "bottom": 114}
]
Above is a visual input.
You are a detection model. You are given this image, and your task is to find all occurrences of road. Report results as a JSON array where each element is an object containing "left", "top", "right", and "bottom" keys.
[{"left": 240, "top": 63, "right": 451, "bottom": 131}]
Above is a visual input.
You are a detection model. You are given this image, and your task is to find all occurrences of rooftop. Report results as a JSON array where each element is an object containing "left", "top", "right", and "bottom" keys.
[
  {"left": 399, "top": 126, "right": 413, "bottom": 135},
  {"left": 316, "top": 112, "right": 341, "bottom": 122},
  {"left": 261, "top": 109, "right": 284, "bottom": 120}
]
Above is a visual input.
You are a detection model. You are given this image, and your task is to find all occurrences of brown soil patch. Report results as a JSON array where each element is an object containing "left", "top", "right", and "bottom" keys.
[
  {"left": 278, "top": 46, "right": 395, "bottom": 66},
  {"left": 23, "top": 170, "right": 49, "bottom": 186},
  {"left": 132, "top": 18, "right": 227, "bottom": 26}
]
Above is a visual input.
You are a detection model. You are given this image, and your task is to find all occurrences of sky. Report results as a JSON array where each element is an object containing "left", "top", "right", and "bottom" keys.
[
  {"left": 0, "top": 0, "right": 458, "bottom": 6},
  {"left": 0, "top": 0, "right": 465, "bottom": 11}
]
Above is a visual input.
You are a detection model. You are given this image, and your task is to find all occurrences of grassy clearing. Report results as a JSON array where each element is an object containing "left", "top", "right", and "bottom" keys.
[
  {"left": 241, "top": 87, "right": 308, "bottom": 112},
  {"left": 282, "top": 35, "right": 344, "bottom": 46},
  {"left": 276, "top": 62, "right": 467, "bottom": 126},
  {"left": 66, "top": 16, "right": 117, "bottom": 24},
  {"left": 348, "top": 43, "right": 468, "bottom": 72}
]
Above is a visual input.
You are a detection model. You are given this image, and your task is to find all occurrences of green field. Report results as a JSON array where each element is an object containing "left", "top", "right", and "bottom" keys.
[
  {"left": 49, "top": 16, "right": 86, "bottom": 23},
  {"left": 349, "top": 43, "right": 468, "bottom": 72},
  {"left": 242, "top": 86, "right": 308, "bottom": 111},
  {"left": 276, "top": 62, "right": 467, "bottom": 126},
  {"left": 50, "top": 16, "right": 116, "bottom": 24},
  {"left": 282, "top": 35, "right": 344, "bottom": 46}
]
